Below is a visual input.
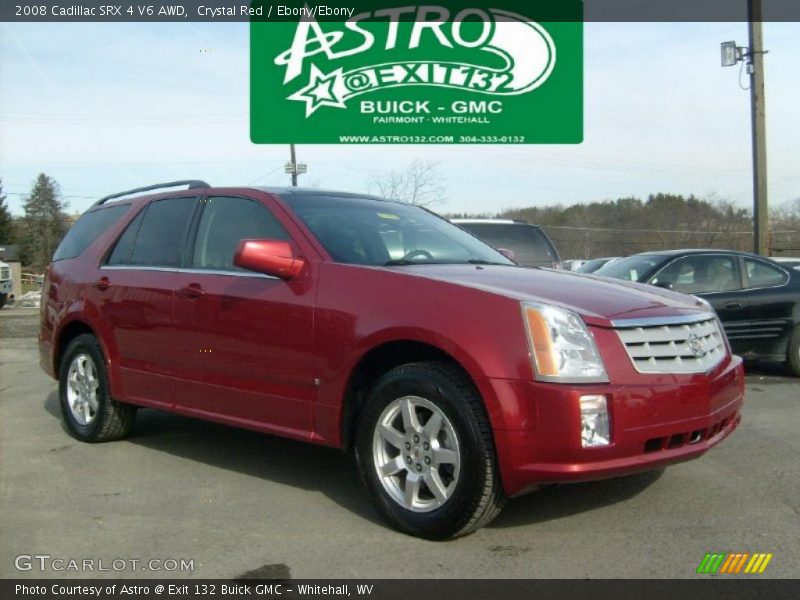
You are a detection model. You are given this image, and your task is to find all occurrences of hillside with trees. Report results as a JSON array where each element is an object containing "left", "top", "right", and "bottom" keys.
[{"left": 452, "top": 193, "right": 800, "bottom": 260}]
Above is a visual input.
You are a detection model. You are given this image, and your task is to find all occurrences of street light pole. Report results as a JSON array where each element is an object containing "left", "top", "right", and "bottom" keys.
[{"left": 748, "top": 0, "right": 769, "bottom": 256}]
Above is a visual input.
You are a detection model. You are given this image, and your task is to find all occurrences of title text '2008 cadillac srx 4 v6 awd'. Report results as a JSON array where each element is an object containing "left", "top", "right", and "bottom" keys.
[{"left": 39, "top": 182, "right": 744, "bottom": 539}]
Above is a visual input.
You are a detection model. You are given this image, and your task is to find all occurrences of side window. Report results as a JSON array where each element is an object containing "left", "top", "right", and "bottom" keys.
[
  {"left": 107, "top": 210, "right": 144, "bottom": 265},
  {"left": 745, "top": 259, "right": 787, "bottom": 288},
  {"left": 652, "top": 255, "right": 739, "bottom": 293},
  {"left": 129, "top": 197, "right": 197, "bottom": 267},
  {"left": 191, "top": 196, "right": 289, "bottom": 271}
]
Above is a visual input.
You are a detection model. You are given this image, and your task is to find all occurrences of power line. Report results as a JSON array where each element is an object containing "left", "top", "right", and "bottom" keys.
[{"left": 540, "top": 224, "right": 760, "bottom": 235}]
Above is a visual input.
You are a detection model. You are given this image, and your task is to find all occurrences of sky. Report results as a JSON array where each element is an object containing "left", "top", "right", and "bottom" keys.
[{"left": 0, "top": 19, "right": 798, "bottom": 217}]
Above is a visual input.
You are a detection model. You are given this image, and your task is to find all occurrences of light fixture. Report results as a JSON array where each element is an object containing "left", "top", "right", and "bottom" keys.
[
  {"left": 580, "top": 395, "right": 610, "bottom": 448},
  {"left": 721, "top": 41, "right": 740, "bottom": 67}
]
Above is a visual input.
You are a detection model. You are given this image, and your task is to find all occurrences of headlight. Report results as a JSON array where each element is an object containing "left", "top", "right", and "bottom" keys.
[{"left": 522, "top": 302, "right": 608, "bottom": 383}]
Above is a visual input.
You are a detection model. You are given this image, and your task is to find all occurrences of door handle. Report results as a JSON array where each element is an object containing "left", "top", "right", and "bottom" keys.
[
  {"left": 93, "top": 277, "right": 110, "bottom": 291},
  {"left": 176, "top": 284, "right": 205, "bottom": 299},
  {"left": 725, "top": 301, "right": 744, "bottom": 309}
]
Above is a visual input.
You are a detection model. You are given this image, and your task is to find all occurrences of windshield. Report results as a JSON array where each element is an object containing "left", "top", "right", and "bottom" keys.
[
  {"left": 594, "top": 254, "right": 667, "bottom": 281},
  {"left": 281, "top": 194, "right": 515, "bottom": 267},
  {"left": 577, "top": 257, "right": 617, "bottom": 274}
]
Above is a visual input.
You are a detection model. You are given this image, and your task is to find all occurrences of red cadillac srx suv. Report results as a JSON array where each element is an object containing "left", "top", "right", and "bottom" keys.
[{"left": 39, "top": 182, "right": 744, "bottom": 539}]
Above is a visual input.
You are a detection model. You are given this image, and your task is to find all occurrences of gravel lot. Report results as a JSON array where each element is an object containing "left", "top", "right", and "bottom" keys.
[{"left": 1, "top": 306, "right": 798, "bottom": 579}]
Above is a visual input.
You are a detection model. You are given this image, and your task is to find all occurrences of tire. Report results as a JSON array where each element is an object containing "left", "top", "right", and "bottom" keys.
[
  {"left": 786, "top": 325, "right": 800, "bottom": 377},
  {"left": 59, "top": 334, "right": 136, "bottom": 442},
  {"left": 355, "top": 362, "right": 506, "bottom": 540}
]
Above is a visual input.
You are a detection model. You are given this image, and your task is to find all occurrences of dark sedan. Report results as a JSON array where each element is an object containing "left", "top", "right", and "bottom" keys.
[
  {"left": 577, "top": 256, "right": 620, "bottom": 274},
  {"left": 594, "top": 249, "right": 800, "bottom": 375}
]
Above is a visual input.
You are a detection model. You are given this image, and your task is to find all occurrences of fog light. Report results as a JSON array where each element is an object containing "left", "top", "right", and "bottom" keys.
[{"left": 580, "top": 395, "right": 610, "bottom": 448}]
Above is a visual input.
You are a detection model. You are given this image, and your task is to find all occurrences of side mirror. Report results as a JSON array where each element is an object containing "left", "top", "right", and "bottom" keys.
[
  {"left": 497, "top": 248, "right": 516, "bottom": 262},
  {"left": 234, "top": 240, "right": 305, "bottom": 280},
  {"left": 653, "top": 281, "right": 674, "bottom": 290}
]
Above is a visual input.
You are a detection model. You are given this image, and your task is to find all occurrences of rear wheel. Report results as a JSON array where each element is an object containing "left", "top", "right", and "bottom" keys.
[
  {"left": 355, "top": 362, "right": 505, "bottom": 540},
  {"left": 787, "top": 325, "right": 800, "bottom": 377},
  {"left": 59, "top": 334, "right": 136, "bottom": 442}
]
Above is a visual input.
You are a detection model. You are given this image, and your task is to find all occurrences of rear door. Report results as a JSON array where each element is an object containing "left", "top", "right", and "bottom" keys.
[
  {"left": 98, "top": 195, "right": 199, "bottom": 409},
  {"left": 737, "top": 257, "right": 794, "bottom": 358},
  {"left": 170, "top": 193, "right": 317, "bottom": 437}
]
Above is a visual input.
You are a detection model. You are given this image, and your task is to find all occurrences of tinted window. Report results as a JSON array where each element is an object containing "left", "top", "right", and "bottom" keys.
[
  {"left": 745, "top": 259, "right": 787, "bottom": 288},
  {"left": 282, "top": 195, "right": 512, "bottom": 267},
  {"left": 595, "top": 254, "right": 666, "bottom": 281},
  {"left": 650, "top": 255, "right": 740, "bottom": 293},
  {"left": 53, "top": 205, "right": 129, "bottom": 261},
  {"left": 106, "top": 210, "right": 145, "bottom": 265},
  {"left": 457, "top": 223, "right": 558, "bottom": 267},
  {"left": 192, "top": 196, "right": 289, "bottom": 270},
  {"left": 129, "top": 197, "right": 197, "bottom": 267}
]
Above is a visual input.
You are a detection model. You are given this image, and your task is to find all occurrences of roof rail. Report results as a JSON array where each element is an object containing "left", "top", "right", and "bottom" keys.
[{"left": 93, "top": 180, "right": 210, "bottom": 207}]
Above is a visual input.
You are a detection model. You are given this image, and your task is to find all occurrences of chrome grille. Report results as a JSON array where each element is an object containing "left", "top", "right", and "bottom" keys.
[{"left": 614, "top": 314, "right": 726, "bottom": 374}]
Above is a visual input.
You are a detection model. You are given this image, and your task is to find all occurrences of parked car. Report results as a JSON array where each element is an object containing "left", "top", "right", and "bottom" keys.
[
  {"left": 771, "top": 257, "right": 800, "bottom": 271},
  {"left": 40, "top": 183, "right": 744, "bottom": 539},
  {"left": 577, "top": 257, "right": 620, "bottom": 274},
  {"left": 450, "top": 219, "right": 561, "bottom": 268},
  {"left": 594, "top": 249, "right": 800, "bottom": 375},
  {"left": 562, "top": 259, "right": 587, "bottom": 272},
  {"left": 0, "top": 260, "right": 12, "bottom": 308}
]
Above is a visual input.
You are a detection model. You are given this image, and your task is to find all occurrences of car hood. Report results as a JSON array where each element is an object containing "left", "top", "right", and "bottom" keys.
[{"left": 391, "top": 264, "right": 711, "bottom": 327}]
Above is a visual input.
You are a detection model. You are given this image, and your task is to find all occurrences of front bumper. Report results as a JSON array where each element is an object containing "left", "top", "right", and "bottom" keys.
[{"left": 489, "top": 355, "right": 745, "bottom": 496}]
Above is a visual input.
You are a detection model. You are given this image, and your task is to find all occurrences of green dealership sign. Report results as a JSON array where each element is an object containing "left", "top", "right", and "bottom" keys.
[{"left": 250, "top": 2, "right": 583, "bottom": 144}]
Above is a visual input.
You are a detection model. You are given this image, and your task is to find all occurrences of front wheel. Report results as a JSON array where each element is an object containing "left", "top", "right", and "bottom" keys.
[
  {"left": 355, "top": 362, "right": 505, "bottom": 540},
  {"left": 59, "top": 334, "right": 136, "bottom": 442}
]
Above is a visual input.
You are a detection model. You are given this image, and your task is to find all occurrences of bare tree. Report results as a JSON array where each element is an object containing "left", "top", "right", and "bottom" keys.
[{"left": 368, "top": 160, "right": 446, "bottom": 207}]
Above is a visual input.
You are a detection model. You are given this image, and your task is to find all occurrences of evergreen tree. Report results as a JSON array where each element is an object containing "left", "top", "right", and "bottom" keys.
[
  {"left": 0, "top": 178, "right": 15, "bottom": 245},
  {"left": 20, "top": 174, "right": 69, "bottom": 271}
]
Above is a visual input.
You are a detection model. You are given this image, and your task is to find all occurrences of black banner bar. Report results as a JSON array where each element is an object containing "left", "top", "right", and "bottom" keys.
[
  {"left": 4, "top": 579, "right": 800, "bottom": 600},
  {"left": 3, "top": 0, "right": 800, "bottom": 22}
]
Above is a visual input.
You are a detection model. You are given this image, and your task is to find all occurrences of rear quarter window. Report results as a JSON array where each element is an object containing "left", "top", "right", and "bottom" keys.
[
  {"left": 53, "top": 205, "right": 130, "bottom": 261},
  {"left": 459, "top": 223, "right": 558, "bottom": 266},
  {"left": 745, "top": 259, "right": 788, "bottom": 288}
]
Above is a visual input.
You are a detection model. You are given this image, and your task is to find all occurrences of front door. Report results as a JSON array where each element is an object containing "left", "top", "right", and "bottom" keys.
[
  {"left": 171, "top": 194, "right": 316, "bottom": 437},
  {"left": 648, "top": 253, "right": 751, "bottom": 345}
]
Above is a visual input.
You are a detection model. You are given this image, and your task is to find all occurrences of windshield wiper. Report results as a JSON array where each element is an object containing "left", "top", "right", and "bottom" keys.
[
  {"left": 383, "top": 259, "right": 415, "bottom": 266},
  {"left": 383, "top": 259, "right": 445, "bottom": 266},
  {"left": 466, "top": 259, "right": 511, "bottom": 266},
  {"left": 383, "top": 259, "right": 509, "bottom": 267}
]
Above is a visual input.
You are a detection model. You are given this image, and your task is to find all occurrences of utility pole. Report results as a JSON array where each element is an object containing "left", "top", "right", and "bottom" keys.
[
  {"left": 748, "top": 0, "right": 769, "bottom": 256},
  {"left": 289, "top": 144, "right": 298, "bottom": 187},
  {"left": 720, "top": 1, "right": 769, "bottom": 256},
  {"left": 285, "top": 144, "right": 307, "bottom": 187}
]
